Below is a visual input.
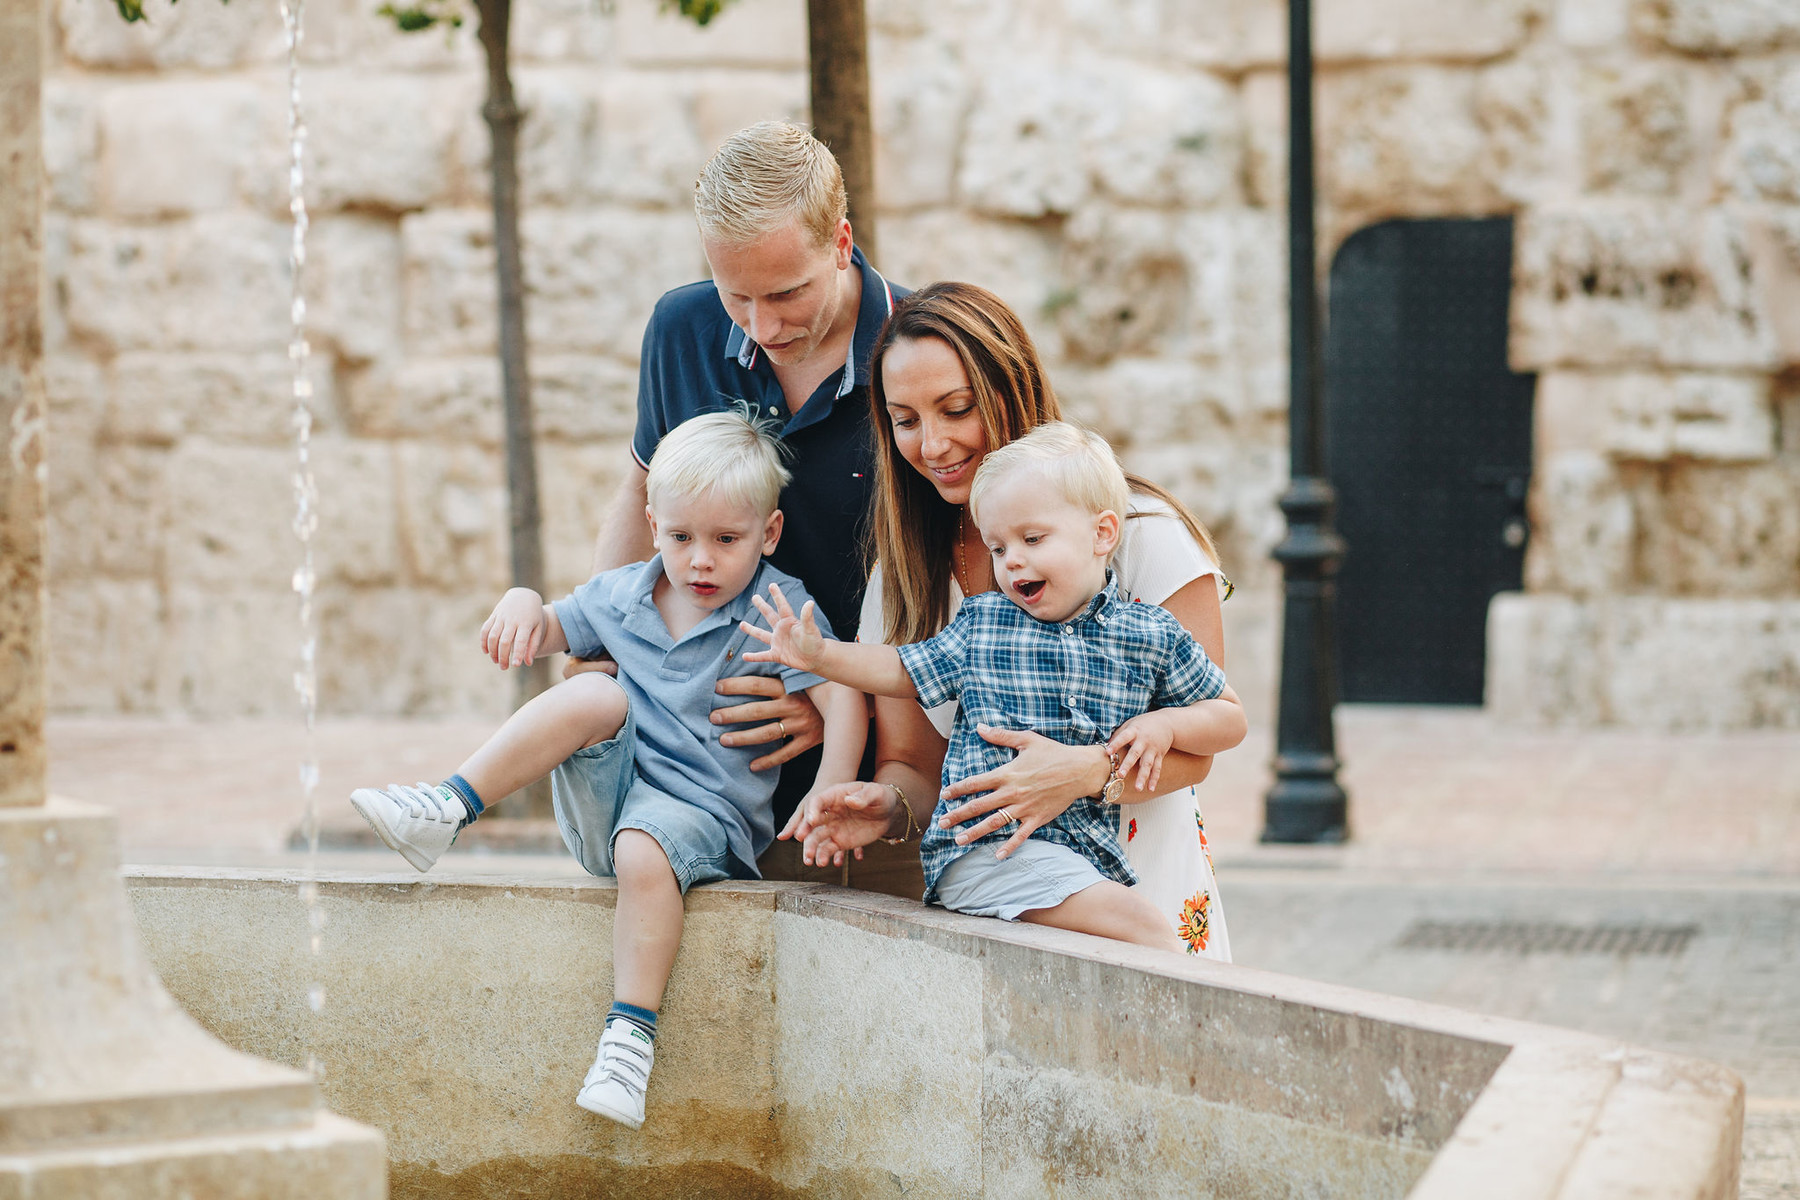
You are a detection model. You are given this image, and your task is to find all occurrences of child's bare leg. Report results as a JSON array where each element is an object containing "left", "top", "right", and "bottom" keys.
[
  {"left": 455, "top": 672, "right": 628, "bottom": 803},
  {"left": 1019, "top": 881, "right": 1183, "bottom": 953},
  {"left": 610, "top": 830, "right": 684, "bottom": 1010}
]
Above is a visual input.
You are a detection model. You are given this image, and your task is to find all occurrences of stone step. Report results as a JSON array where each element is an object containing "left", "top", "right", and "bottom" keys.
[{"left": 0, "top": 1108, "right": 385, "bottom": 1199}]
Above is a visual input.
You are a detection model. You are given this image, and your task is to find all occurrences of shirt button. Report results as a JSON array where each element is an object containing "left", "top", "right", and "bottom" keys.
[
  {"left": 1067, "top": 695, "right": 1077, "bottom": 705},
  {"left": 770, "top": 404, "right": 781, "bottom": 414}
]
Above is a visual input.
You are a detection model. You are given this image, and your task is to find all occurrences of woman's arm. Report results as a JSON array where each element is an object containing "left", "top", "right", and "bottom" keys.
[{"left": 936, "top": 572, "right": 1230, "bottom": 856}]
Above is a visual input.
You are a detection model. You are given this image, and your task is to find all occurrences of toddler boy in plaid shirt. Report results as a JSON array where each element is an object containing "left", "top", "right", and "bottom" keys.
[{"left": 743, "top": 422, "right": 1246, "bottom": 952}]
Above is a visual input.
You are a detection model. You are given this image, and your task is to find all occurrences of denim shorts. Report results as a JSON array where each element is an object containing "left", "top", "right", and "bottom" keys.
[
  {"left": 933, "top": 839, "right": 1108, "bottom": 921},
  {"left": 548, "top": 705, "right": 742, "bottom": 894}
]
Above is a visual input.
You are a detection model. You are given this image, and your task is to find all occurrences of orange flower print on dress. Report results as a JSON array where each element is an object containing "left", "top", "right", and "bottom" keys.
[
  {"left": 1177, "top": 889, "right": 1211, "bottom": 954},
  {"left": 1196, "top": 810, "right": 1215, "bottom": 871},
  {"left": 1127, "top": 817, "right": 1137, "bottom": 842}
]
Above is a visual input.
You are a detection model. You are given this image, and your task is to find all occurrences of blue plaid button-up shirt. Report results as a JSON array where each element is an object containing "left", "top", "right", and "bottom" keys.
[{"left": 897, "top": 572, "right": 1228, "bottom": 901}]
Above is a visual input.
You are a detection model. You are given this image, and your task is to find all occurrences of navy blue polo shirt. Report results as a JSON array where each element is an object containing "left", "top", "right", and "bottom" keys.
[{"left": 631, "top": 246, "right": 906, "bottom": 640}]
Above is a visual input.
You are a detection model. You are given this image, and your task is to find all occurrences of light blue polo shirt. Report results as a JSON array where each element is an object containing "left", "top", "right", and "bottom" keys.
[{"left": 551, "top": 556, "right": 831, "bottom": 873}]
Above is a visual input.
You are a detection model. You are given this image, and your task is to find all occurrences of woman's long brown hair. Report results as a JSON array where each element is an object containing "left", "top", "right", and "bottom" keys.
[{"left": 865, "top": 281, "right": 1221, "bottom": 645}]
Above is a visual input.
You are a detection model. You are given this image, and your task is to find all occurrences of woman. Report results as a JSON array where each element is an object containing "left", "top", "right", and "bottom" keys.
[{"left": 786, "top": 281, "right": 1234, "bottom": 958}]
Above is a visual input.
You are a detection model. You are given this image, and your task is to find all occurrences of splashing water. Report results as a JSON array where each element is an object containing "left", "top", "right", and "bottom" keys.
[{"left": 278, "top": 0, "right": 327, "bottom": 1078}]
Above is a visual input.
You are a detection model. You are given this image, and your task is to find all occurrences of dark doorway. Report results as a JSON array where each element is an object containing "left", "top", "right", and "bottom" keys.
[{"left": 1325, "top": 217, "right": 1535, "bottom": 704}]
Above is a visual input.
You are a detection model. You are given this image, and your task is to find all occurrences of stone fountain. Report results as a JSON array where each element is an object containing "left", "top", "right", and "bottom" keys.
[{"left": 0, "top": 0, "right": 384, "bottom": 1191}]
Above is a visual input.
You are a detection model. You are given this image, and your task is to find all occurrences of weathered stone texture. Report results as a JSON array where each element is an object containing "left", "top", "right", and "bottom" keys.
[
  {"left": 106, "top": 353, "right": 334, "bottom": 446},
  {"left": 299, "top": 73, "right": 468, "bottom": 215},
  {"left": 1320, "top": 67, "right": 1511, "bottom": 222},
  {"left": 1721, "top": 66, "right": 1800, "bottom": 203},
  {"left": 55, "top": 0, "right": 284, "bottom": 70},
  {"left": 1625, "top": 460, "right": 1800, "bottom": 596},
  {"left": 1549, "top": 370, "right": 1779, "bottom": 462},
  {"left": 61, "top": 214, "right": 291, "bottom": 353},
  {"left": 1524, "top": 451, "right": 1637, "bottom": 597},
  {"left": 1490, "top": 594, "right": 1800, "bottom": 728},
  {"left": 1579, "top": 64, "right": 1703, "bottom": 197},
  {"left": 1634, "top": 0, "right": 1800, "bottom": 55},
  {"left": 1512, "top": 205, "right": 1779, "bottom": 371},
  {"left": 615, "top": 0, "right": 806, "bottom": 67},
  {"left": 1315, "top": 0, "right": 1543, "bottom": 63},
  {"left": 98, "top": 80, "right": 267, "bottom": 218},
  {"left": 959, "top": 61, "right": 1240, "bottom": 219}
]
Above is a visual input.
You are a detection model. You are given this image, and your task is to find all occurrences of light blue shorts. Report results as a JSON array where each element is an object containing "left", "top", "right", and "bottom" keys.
[
  {"left": 933, "top": 839, "right": 1108, "bottom": 921},
  {"left": 548, "top": 705, "right": 746, "bottom": 893}
]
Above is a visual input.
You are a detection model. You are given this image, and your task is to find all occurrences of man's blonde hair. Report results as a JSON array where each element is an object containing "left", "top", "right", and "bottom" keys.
[
  {"left": 969, "top": 422, "right": 1131, "bottom": 546},
  {"left": 693, "top": 121, "right": 847, "bottom": 249},
  {"left": 646, "top": 410, "right": 792, "bottom": 517}
]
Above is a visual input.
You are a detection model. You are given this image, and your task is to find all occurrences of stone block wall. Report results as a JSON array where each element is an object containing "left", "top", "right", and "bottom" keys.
[{"left": 39, "top": 0, "right": 1800, "bottom": 725}]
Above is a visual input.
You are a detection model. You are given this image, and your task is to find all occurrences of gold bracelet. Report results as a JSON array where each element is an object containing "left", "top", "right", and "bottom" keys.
[{"left": 880, "top": 783, "right": 920, "bottom": 845}]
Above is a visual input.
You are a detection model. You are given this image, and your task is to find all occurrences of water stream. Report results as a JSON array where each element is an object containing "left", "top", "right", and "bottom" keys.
[{"left": 276, "top": 0, "right": 328, "bottom": 1077}]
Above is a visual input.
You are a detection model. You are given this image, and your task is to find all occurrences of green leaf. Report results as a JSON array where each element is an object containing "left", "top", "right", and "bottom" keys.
[
  {"left": 112, "top": 0, "right": 149, "bottom": 22},
  {"left": 662, "top": 0, "right": 733, "bottom": 26},
  {"left": 377, "top": 0, "right": 463, "bottom": 33}
]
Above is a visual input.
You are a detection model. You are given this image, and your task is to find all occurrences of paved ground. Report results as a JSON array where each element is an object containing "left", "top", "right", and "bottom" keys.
[{"left": 47, "top": 705, "right": 1800, "bottom": 1195}]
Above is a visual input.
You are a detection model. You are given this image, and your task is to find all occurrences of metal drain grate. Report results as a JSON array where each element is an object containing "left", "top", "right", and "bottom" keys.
[{"left": 1396, "top": 921, "right": 1699, "bottom": 957}]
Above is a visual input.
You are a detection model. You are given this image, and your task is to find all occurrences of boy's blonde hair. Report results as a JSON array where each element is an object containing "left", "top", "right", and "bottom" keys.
[
  {"left": 693, "top": 121, "right": 848, "bottom": 249},
  {"left": 969, "top": 422, "right": 1131, "bottom": 543},
  {"left": 646, "top": 411, "right": 791, "bottom": 517}
]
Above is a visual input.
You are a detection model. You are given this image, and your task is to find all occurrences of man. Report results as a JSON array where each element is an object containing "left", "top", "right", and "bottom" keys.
[{"left": 569, "top": 121, "right": 917, "bottom": 895}]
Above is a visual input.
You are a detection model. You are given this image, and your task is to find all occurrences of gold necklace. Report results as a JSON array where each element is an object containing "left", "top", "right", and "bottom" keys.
[{"left": 955, "top": 509, "right": 968, "bottom": 594}]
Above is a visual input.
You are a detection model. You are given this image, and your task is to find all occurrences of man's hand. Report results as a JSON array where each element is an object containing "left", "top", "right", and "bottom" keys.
[
  {"left": 561, "top": 655, "right": 619, "bottom": 680},
  {"left": 480, "top": 588, "right": 548, "bottom": 669},
  {"left": 1108, "top": 711, "right": 1178, "bottom": 793},
  {"left": 740, "top": 584, "right": 828, "bottom": 674},
  {"left": 712, "top": 675, "right": 823, "bottom": 771}
]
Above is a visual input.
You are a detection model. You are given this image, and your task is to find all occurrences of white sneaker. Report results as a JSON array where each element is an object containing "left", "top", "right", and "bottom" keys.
[
  {"left": 576, "top": 1019, "right": 655, "bottom": 1130},
  {"left": 348, "top": 782, "right": 468, "bottom": 872}
]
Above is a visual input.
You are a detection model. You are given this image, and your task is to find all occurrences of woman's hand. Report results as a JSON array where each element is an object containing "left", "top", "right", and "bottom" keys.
[
  {"left": 780, "top": 780, "right": 899, "bottom": 867},
  {"left": 480, "top": 588, "right": 547, "bottom": 669},
  {"left": 712, "top": 676, "right": 823, "bottom": 770},
  {"left": 935, "top": 726, "right": 1112, "bottom": 860}
]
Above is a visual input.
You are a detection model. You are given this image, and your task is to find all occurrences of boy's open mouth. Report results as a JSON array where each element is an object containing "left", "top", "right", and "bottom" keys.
[{"left": 1015, "top": 579, "right": 1046, "bottom": 603}]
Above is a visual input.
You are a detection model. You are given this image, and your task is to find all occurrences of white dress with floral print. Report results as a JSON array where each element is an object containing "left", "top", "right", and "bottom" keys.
[{"left": 859, "top": 496, "right": 1233, "bottom": 961}]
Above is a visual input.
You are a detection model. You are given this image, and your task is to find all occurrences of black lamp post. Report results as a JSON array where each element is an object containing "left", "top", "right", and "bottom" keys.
[{"left": 1262, "top": 0, "right": 1350, "bottom": 843}]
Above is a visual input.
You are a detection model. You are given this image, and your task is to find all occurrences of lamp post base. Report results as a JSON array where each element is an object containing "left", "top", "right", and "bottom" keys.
[{"left": 1263, "top": 755, "right": 1349, "bottom": 844}]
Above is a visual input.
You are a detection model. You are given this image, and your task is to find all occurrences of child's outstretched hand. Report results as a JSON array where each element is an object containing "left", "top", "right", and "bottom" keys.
[
  {"left": 480, "top": 587, "right": 548, "bottom": 669},
  {"left": 740, "top": 583, "right": 827, "bottom": 674},
  {"left": 1108, "top": 711, "right": 1178, "bottom": 793}
]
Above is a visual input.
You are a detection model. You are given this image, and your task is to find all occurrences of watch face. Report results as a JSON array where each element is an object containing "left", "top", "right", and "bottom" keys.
[{"left": 1102, "top": 777, "right": 1123, "bottom": 804}]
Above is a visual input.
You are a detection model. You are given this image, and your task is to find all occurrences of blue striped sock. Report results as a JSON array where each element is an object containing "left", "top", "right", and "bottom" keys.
[
  {"left": 438, "top": 774, "right": 484, "bottom": 830},
  {"left": 608, "top": 1001, "right": 658, "bottom": 1040}
]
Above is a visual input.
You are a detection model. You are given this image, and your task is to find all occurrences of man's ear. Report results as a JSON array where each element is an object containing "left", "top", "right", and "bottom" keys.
[
  {"left": 762, "top": 508, "right": 785, "bottom": 555},
  {"left": 1093, "top": 510, "right": 1122, "bottom": 558},
  {"left": 833, "top": 218, "right": 855, "bottom": 269}
]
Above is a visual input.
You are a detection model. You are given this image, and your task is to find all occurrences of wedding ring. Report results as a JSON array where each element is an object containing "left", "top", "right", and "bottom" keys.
[
  {"left": 777, "top": 720, "right": 788, "bottom": 739},
  {"left": 998, "top": 807, "right": 1016, "bottom": 826}
]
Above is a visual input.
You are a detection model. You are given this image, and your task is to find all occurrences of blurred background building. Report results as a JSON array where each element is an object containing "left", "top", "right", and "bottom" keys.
[{"left": 37, "top": 0, "right": 1800, "bottom": 728}]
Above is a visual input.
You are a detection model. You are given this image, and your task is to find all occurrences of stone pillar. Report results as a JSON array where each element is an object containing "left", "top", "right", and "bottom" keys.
[
  {"left": 0, "top": 0, "right": 47, "bottom": 812},
  {"left": 0, "top": 0, "right": 386, "bottom": 1191}
]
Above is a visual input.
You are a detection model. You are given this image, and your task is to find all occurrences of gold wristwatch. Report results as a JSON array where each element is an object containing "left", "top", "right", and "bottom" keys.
[{"left": 1099, "top": 747, "right": 1124, "bottom": 805}]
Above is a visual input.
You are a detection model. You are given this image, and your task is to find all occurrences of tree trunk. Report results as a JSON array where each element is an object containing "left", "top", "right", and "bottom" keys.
[
  {"left": 476, "top": 0, "right": 553, "bottom": 819},
  {"left": 806, "top": 0, "right": 877, "bottom": 263}
]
